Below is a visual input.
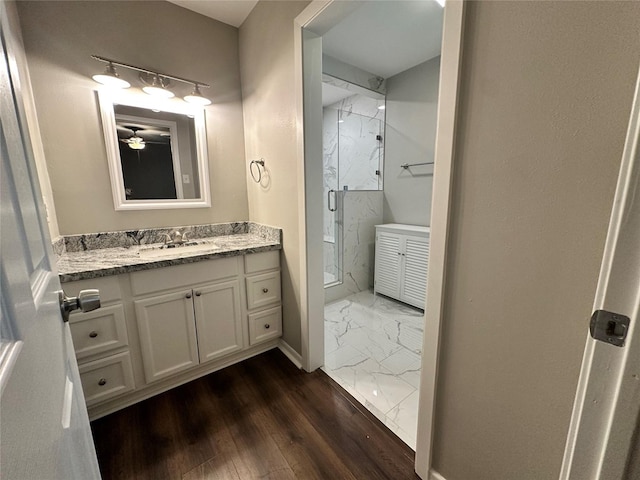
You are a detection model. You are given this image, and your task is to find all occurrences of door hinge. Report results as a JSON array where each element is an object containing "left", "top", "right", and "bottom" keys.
[{"left": 589, "top": 309, "right": 630, "bottom": 347}]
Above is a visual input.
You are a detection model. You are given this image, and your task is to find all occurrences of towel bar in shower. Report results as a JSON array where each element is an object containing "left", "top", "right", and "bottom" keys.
[{"left": 401, "top": 161, "right": 434, "bottom": 169}]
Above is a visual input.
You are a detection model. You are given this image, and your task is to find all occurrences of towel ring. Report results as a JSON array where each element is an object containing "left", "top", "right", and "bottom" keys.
[{"left": 250, "top": 158, "right": 265, "bottom": 183}]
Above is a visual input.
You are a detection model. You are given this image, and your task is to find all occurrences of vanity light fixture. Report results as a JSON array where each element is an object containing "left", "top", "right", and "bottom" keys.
[
  {"left": 92, "top": 62, "right": 131, "bottom": 89},
  {"left": 184, "top": 84, "right": 212, "bottom": 106},
  {"left": 91, "top": 55, "right": 211, "bottom": 105}
]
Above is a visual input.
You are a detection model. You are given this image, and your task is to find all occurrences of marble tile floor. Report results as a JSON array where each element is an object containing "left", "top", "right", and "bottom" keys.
[{"left": 322, "top": 289, "right": 424, "bottom": 449}]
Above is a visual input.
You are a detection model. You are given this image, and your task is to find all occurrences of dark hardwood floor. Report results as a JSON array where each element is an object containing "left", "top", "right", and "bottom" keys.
[{"left": 91, "top": 349, "right": 419, "bottom": 479}]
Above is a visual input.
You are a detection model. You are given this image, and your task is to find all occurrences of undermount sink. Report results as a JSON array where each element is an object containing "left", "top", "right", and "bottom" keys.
[{"left": 138, "top": 240, "right": 220, "bottom": 258}]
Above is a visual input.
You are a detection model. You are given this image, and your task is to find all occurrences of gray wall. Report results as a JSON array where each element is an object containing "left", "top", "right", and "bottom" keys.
[
  {"left": 239, "top": 1, "right": 310, "bottom": 354},
  {"left": 17, "top": 1, "right": 248, "bottom": 235},
  {"left": 383, "top": 57, "right": 440, "bottom": 226},
  {"left": 433, "top": 2, "right": 640, "bottom": 479}
]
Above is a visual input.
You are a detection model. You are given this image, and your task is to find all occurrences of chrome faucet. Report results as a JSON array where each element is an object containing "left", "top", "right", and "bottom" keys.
[{"left": 163, "top": 229, "right": 189, "bottom": 246}]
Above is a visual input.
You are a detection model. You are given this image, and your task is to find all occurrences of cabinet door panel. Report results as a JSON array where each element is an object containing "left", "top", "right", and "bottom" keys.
[
  {"left": 401, "top": 236, "right": 429, "bottom": 309},
  {"left": 374, "top": 232, "right": 402, "bottom": 298},
  {"left": 193, "top": 280, "right": 243, "bottom": 363},
  {"left": 134, "top": 291, "right": 199, "bottom": 383}
]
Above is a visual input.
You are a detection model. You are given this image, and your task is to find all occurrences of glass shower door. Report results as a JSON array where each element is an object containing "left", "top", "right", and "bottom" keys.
[{"left": 323, "top": 108, "right": 343, "bottom": 287}]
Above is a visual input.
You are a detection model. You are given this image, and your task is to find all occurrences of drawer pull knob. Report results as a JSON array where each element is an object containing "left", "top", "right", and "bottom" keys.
[
  {"left": 186, "top": 293, "right": 192, "bottom": 299},
  {"left": 98, "top": 378, "right": 107, "bottom": 386},
  {"left": 89, "top": 331, "right": 98, "bottom": 338},
  {"left": 262, "top": 288, "right": 269, "bottom": 293},
  {"left": 195, "top": 291, "right": 201, "bottom": 297},
  {"left": 264, "top": 324, "right": 270, "bottom": 329}
]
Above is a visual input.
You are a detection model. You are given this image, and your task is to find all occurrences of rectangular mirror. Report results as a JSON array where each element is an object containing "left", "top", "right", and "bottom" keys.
[{"left": 98, "top": 89, "right": 210, "bottom": 210}]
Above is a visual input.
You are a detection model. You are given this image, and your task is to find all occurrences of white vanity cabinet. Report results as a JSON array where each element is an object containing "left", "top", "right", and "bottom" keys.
[
  {"left": 63, "top": 250, "right": 281, "bottom": 419},
  {"left": 374, "top": 224, "right": 430, "bottom": 309}
]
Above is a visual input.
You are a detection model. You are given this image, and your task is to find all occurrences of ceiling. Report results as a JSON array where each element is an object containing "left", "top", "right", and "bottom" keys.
[
  {"left": 167, "top": 0, "right": 258, "bottom": 28},
  {"left": 166, "top": 0, "right": 443, "bottom": 79},
  {"left": 321, "top": 1, "right": 444, "bottom": 79}
]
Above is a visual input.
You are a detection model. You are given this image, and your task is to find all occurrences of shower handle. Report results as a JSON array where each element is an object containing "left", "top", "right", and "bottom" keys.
[{"left": 328, "top": 189, "right": 337, "bottom": 212}]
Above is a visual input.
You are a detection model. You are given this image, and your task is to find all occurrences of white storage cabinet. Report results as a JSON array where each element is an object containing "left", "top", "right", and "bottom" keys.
[{"left": 374, "top": 224, "right": 430, "bottom": 309}]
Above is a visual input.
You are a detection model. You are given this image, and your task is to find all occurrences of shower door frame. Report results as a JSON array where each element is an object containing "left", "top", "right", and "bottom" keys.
[{"left": 294, "top": 1, "right": 465, "bottom": 478}]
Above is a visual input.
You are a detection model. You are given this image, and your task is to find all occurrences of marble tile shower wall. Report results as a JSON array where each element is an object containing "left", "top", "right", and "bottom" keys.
[
  {"left": 327, "top": 93, "right": 385, "bottom": 192},
  {"left": 325, "top": 190, "right": 383, "bottom": 304}
]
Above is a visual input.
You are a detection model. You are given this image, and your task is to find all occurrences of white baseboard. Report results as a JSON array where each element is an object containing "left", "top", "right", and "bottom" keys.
[
  {"left": 430, "top": 470, "right": 446, "bottom": 480},
  {"left": 278, "top": 339, "right": 302, "bottom": 369}
]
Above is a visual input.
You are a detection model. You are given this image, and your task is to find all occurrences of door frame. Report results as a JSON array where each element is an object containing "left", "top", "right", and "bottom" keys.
[
  {"left": 560, "top": 65, "right": 640, "bottom": 480},
  {"left": 294, "top": 1, "right": 466, "bottom": 477}
]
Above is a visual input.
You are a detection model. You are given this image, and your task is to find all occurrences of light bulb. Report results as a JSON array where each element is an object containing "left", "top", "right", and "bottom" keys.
[
  {"left": 142, "top": 75, "right": 174, "bottom": 98},
  {"left": 127, "top": 138, "right": 146, "bottom": 150},
  {"left": 92, "top": 63, "right": 130, "bottom": 89},
  {"left": 184, "top": 84, "right": 212, "bottom": 106}
]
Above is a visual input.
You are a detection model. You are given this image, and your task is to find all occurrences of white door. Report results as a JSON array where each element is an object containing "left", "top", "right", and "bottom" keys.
[
  {"left": 0, "top": 4, "right": 101, "bottom": 478},
  {"left": 560, "top": 66, "right": 640, "bottom": 480}
]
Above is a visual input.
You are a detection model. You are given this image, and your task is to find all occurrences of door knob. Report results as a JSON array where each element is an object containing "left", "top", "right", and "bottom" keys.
[{"left": 58, "top": 289, "right": 101, "bottom": 322}]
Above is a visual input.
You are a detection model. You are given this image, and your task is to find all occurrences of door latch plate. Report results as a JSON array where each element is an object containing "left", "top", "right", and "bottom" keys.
[{"left": 589, "top": 309, "right": 630, "bottom": 347}]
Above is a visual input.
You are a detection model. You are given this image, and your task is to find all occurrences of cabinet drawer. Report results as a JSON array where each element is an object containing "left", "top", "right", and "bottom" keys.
[
  {"left": 130, "top": 256, "right": 239, "bottom": 296},
  {"left": 69, "top": 304, "right": 128, "bottom": 360},
  {"left": 246, "top": 271, "right": 281, "bottom": 310},
  {"left": 63, "top": 275, "right": 122, "bottom": 303},
  {"left": 244, "top": 251, "right": 279, "bottom": 274},
  {"left": 79, "top": 352, "right": 135, "bottom": 406},
  {"left": 248, "top": 306, "right": 282, "bottom": 345}
]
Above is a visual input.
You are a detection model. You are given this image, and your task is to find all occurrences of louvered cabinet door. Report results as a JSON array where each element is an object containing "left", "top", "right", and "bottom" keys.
[
  {"left": 374, "top": 232, "right": 402, "bottom": 299},
  {"left": 400, "top": 235, "right": 430, "bottom": 309}
]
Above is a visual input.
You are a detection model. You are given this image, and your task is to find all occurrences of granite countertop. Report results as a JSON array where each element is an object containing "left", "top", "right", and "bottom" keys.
[{"left": 56, "top": 222, "right": 282, "bottom": 283}]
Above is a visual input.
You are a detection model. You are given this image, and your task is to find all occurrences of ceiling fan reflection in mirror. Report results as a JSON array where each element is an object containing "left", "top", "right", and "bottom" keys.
[
  {"left": 117, "top": 124, "right": 172, "bottom": 151},
  {"left": 122, "top": 126, "right": 146, "bottom": 150}
]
